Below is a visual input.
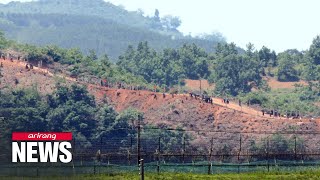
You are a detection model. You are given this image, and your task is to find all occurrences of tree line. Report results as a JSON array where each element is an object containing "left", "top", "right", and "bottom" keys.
[{"left": 0, "top": 84, "right": 189, "bottom": 156}]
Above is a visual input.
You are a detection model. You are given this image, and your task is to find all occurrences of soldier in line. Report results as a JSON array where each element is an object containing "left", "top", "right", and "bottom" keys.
[
  {"left": 116, "top": 90, "right": 121, "bottom": 97},
  {"left": 153, "top": 85, "right": 157, "bottom": 92},
  {"left": 14, "top": 78, "right": 19, "bottom": 85}
]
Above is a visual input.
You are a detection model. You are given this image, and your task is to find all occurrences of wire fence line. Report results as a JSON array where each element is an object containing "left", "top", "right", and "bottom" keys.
[{"left": 2, "top": 127, "right": 320, "bottom": 176}]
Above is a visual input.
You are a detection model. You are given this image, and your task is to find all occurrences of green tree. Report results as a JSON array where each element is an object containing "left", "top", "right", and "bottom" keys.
[
  {"left": 213, "top": 54, "right": 262, "bottom": 96},
  {"left": 0, "top": 88, "right": 50, "bottom": 154},
  {"left": 309, "top": 35, "right": 320, "bottom": 65},
  {"left": 161, "top": 15, "right": 181, "bottom": 31},
  {"left": 215, "top": 42, "right": 238, "bottom": 57},
  {"left": 245, "top": 42, "right": 255, "bottom": 58},
  {"left": 277, "top": 53, "right": 299, "bottom": 81},
  {"left": 151, "top": 9, "right": 162, "bottom": 30},
  {"left": 46, "top": 84, "right": 97, "bottom": 144},
  {"left": 0, "top": 31, "right": 8, "bottom": 49},
  {"left": 258, "top": 46, "right": 277, "bottom": 67}
]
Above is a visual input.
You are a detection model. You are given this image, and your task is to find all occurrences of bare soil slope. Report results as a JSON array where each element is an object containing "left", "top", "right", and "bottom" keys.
[
  {"left": 2, "top": 58, "right": 320, "bottom": 152},
  {"left": 264, "top": 77, "right": 308, "bottom": 90}
]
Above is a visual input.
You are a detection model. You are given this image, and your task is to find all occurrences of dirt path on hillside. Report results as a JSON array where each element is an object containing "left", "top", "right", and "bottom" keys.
[{"left": 0, "top": 58, "right": 307, "bottom": 120}]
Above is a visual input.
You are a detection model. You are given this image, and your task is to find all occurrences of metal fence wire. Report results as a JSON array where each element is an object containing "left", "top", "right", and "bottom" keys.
[{"left": 2, "top": 128, "right": 320, "bottom": 176}]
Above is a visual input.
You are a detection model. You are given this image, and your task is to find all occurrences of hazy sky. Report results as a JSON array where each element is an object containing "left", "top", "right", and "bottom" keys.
[{"left": 1, "top": 0, "right": 320, "bottom": 52}]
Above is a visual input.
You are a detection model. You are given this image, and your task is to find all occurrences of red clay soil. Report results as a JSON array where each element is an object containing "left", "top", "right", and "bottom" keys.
[
  {"left": 186, "top": 77, "right": 308, "bottom": 91},
  {"left": 2, "top": 58, "right": 320, "bottom": 152},
  {"left": 264, "top": 77, "right": 308, "bottom": 90},
  {"left": 0, "top": 59, "right": 56, "bottom": 94},
  {"left": 184, "top": 79, "right": 214, "bottom": 91}
]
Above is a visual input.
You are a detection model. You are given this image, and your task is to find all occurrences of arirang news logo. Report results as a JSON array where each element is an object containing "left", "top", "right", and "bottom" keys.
[{"left": 12, "top": 132, "right": 72, "bottom": 163}]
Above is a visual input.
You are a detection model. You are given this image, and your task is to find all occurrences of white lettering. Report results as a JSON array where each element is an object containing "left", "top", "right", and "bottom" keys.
[
  {"left": 59, "top": 142, "right": 72, "bottom": 163},
  {"left": 12, "top": 142, "right": 25, "bottom": 162},
  {"left": 27, "top": 142, "right": 38, "bottom": 162},
  {"left": 27, "top": 133, "right": 57, "bottom": 140},
  {"left": 38, "top": 142, "right": 59, "bottom": 163},
  {"left": 12, "top": 141, "right": 72, "bottom": 163}
]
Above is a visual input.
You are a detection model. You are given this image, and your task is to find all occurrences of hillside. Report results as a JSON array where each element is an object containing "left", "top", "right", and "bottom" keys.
[
  {"left": 0, "top": 0, "right": 158, "bottom": 30},
  {"left": 2, "top": 57, "right": 320, "bottom": 152},
  {"left": 0, "top": 0, "right": 225, "bottom": 59}
]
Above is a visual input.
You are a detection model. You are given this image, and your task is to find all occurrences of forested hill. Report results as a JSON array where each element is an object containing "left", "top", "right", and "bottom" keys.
[
  {"left": 0, "top": 0, "right": 153, "bottom": 31},
  {"left": 0, "top": 0, "right": 226, "bottom": 59}
]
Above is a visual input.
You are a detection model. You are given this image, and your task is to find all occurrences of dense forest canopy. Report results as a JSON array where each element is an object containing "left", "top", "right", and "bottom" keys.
[{"left": 0, "top": 0, "right": 226, "bottom": 59}]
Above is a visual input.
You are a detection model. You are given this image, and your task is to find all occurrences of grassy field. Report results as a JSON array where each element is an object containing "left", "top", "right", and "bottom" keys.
[{"left": 2, "top": 171, "right": 320, "bottom": 180}]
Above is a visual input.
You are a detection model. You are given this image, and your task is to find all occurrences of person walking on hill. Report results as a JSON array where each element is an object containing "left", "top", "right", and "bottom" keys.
[
  {"left": 154, "top": 85, "right": 157, "bottom": 92},
  {"left": 116, "top": 90, "right": 120, "bottom": 97},
  {"left": 14, "top": 78, "right": 19, "bottom": 85}
]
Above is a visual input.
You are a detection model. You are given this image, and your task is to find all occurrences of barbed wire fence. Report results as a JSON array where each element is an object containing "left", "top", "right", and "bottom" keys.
[{"left": 2, "top": 123, "right": 320, "bottom": 177}]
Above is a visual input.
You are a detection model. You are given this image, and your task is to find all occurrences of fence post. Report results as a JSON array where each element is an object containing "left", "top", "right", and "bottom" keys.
[
  {"left": 72, "top": 136, "right": 76, "bottom": 175},
  {"left": 129, "top": 136, "right": 133, "bottom": 165},
  {"left": 99, "top": 137, "right": 103, "bottom": 174},
  {"left": 94, "top": 161, "right": 96, "bottom": 174},
  {"left": 182, "top": 136, "right": 186, "bottom": 164},
  {"left": 73, "top": 138, "right": 76, "bottom": 156},
  {"left": 267, "top": 136, "right": 270, "bottom": 172},
  {"left": 137, "top": 115, "right": 142, "bottom": 165},
  {"left": 139, "top": 159, "right": 144, "bottom": 180},
  {"left": 294, "top": 135, "right": 297, "bottom": 162},
  {"left": 157, "top": 136, "right": 161, "bottom": 174},
  {"left": 238, "top": 134, "right": 242, "bottom": 173},
  {"left": 208, "top": 137, "right": 213, "bottom": 175}
]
